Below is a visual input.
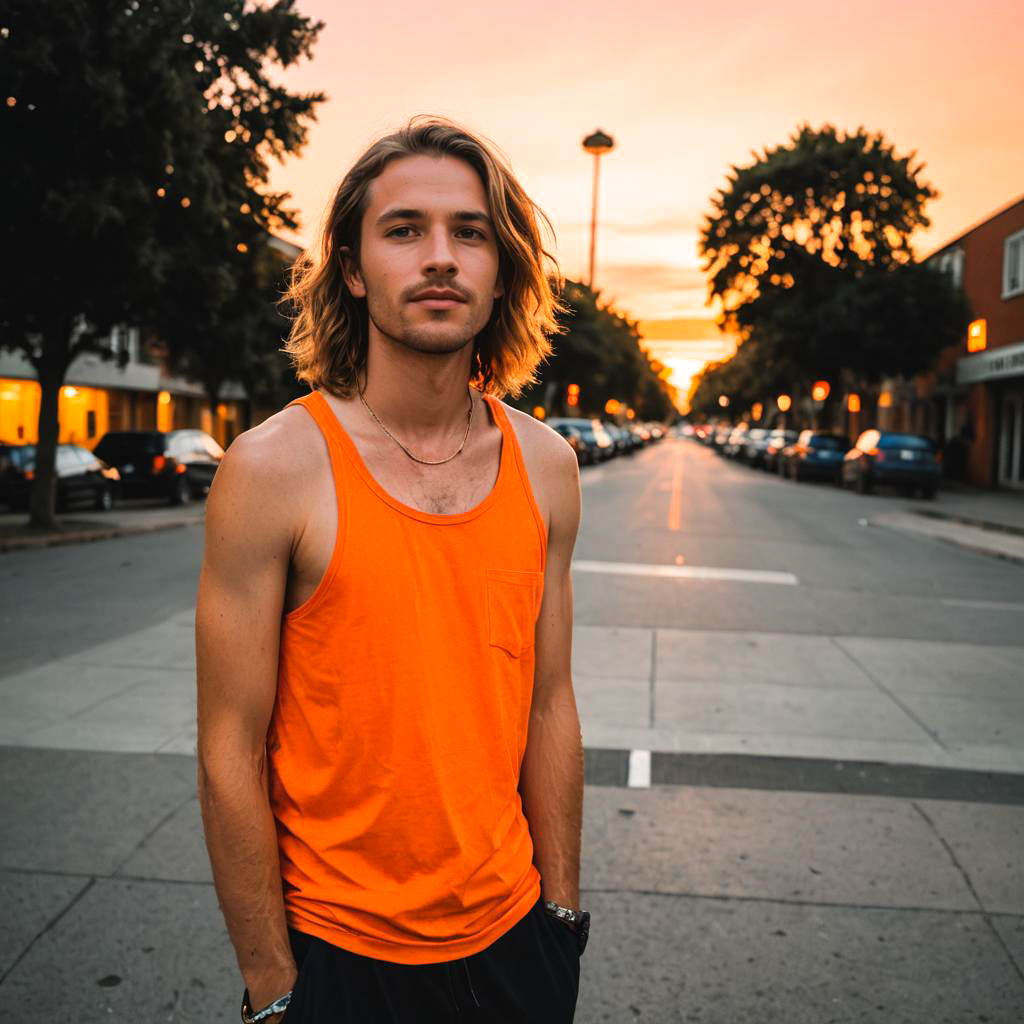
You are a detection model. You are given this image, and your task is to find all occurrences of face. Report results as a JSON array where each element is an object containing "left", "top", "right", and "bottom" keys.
[{"left": 343, "top": 154, "right": 504, "bottom": 357}]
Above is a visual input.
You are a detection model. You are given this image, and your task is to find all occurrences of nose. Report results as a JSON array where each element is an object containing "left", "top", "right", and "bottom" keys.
[{"left": 421, "top": 226, "right": 458, "bottom": 278}]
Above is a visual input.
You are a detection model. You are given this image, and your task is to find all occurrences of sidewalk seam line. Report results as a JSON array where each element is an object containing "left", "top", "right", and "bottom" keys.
[
  {"left": 110, "top": 791, "right": 198, "bottom": 878},
  {"left": 828, "top": 637, "right": 949, "bottom": 753},
  {"left": 0, "top": 876, "right": 95, "bottom": 985},
  {"left": 579, "top": 885, "right": 1007, "bottom": 917},
  {"left": 911, "top": 801, "right": 1024, "bottom": 985},
  {"left": 648, "top": 631, "right": 657, "bottom": 729}
]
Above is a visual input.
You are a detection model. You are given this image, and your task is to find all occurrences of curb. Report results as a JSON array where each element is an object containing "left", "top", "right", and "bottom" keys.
[
  {"left": 0, "top": 518, "right": 199, "bottom": 553},
  {"left": 914, "top": 508, "right": 1024, "bottom": 539},
  {"left": 870, "top": 513, "right": 1024, "bottom": 566}
]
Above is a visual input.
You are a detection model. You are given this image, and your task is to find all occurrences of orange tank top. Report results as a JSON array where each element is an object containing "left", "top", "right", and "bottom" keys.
[{"left": 269, "top": 389, "right": 546, "bottom": 964}]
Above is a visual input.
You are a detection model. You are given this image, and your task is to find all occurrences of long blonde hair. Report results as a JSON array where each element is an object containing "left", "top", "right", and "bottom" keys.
[{"left": 282, "top": 116, "right": 563, "bottom": 398}]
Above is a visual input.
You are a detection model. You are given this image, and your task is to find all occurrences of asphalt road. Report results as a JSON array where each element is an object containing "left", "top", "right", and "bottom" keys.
[{"left": 1, "top": 434, "right": 1022, "bottom": 1022}]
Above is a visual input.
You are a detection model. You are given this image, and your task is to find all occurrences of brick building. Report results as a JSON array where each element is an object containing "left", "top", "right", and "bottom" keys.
[{"left": 924, "top": 195, "right": 1024, "bottom": 490}]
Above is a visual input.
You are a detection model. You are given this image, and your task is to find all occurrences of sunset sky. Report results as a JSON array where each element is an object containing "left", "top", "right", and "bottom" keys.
[{"left": 266, "top": 0, "right": 1023, "bottom": 396}]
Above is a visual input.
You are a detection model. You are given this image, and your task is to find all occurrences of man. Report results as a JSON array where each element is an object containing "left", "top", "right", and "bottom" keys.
[{"left": 196, "top": 117, "right": 588, "bottom": 1023}]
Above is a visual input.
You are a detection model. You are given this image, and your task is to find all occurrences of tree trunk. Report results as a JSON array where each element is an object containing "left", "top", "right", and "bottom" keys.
[
  {"left": 205, "top": 381, "right": 222, "bottom": 447},
  {"left": 28, "top": 323, "right": 71, "bottom": 530}
]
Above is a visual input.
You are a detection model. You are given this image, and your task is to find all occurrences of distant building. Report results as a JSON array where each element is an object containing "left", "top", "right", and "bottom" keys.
[
  {"left": 0, "top": 235, "right": 303, "bottom": 451},
  {"left": 923, "top": 195, "right": 1024, "bottom": 489}
]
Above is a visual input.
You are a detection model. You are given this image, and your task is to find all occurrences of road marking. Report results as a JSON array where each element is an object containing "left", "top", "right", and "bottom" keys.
[
  {"left": 941, "top": 598, "right": 1024, "bottom": 612},
  {"left": 572, "top": 559, "right": 799, "bottom": 586},
  {"left": 628, "top": 749, "right": 651, "bottom": 788},
  {"left": 667, "top": 448, "right": 683, "bottom": 531}
]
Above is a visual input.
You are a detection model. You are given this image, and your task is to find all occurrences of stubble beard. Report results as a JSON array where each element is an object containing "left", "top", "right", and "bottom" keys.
[{"left": 365, "top": 290, "right": 494, "bottom": 357}]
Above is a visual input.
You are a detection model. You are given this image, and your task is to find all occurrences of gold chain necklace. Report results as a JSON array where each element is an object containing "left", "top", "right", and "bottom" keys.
[{"left": 357, "top": 386, "right": 475, "bottom": 466}]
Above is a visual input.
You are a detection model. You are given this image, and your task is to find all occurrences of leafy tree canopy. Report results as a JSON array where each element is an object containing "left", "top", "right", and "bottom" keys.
[
  {"left": 698, "top": 124, "right": 969, "bottom": 388},
  {"left": 514, "top": 281, "right": 675, "bottom": 421},
  {"left": 0, "top": 0, "right": 323, "bottom": 525}
]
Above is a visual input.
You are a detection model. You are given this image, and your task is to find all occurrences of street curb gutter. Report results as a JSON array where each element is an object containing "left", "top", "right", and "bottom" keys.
[
  {"left": 0, "top": 518, "right": 198, "bottom": 553},
  {"left": 869, "top": 512, "right": 1024, "bottom": 566},
  {"left": 914, "top": 508, "right": 1024, "bottom": 538}
]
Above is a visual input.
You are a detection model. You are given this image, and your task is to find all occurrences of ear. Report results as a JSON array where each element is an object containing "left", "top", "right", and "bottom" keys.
[
  {"left": 339, "top": 246, "right": 366, "bottom": 298},
  {"left": 492, "top": 276, "right": 504, "bottom": 300}
]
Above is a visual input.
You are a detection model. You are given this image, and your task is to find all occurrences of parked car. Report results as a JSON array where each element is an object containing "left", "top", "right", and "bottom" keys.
[
  {"left": 781, "top": 431, "right": 850, "bottom": 482},
  {"left": 841, "top": 430, "right": 941, "bottom": 497},
  {"left": 602, "top": 423, "right": 630, "bottom": 456},
  {"left": 628, "top": 423, "right": 652, "bottom": 446},
  {"left": 739, "top": 428, "right": 771, "bottom": 466},
  {"left": 549, "top": 421, "right": 589, "bottom": 465},
  {"left": 724, "top": 425, "right": 749, "bottom": 458},
  {"left": 711, "top": 424, "right": 733, "bottom": 451},
  {"left": 547, "top": 418, "right": 615, "bottom": 462},
  {"left": 763, "top": 429, "right": 799, "bottom": 473},
  {"left": 93, "top": 429, "right": 224, "bottom": 504},
  {"left": 0, "top": 442, "right": 120, "bottom": 511}
]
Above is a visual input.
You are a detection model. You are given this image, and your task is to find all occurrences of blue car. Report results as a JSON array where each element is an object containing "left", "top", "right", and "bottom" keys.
[
  {"left": 781, "top": 431, "right": 849, "bottom": 483},
  {"left": 841, "top": 430, "right": 941, "bottom": 498}
]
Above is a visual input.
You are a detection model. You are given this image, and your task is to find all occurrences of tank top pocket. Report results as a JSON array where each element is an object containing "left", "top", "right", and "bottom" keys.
[{"left": 485, "top": 568, "right": 544, "bottom": 657}]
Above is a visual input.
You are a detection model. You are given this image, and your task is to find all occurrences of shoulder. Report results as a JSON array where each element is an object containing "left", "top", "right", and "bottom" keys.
[
  {"left": 220, "top": 403, "right": 324, "bottom": 486},
  {"left": 498, "top": 401, "right": 579, "bottom": 476},
  {"left": 205, "top": 401, "right": 326, "bottom": 545},
  {"left": 493, "top": 399, "right": 580, "bottom": 542}
]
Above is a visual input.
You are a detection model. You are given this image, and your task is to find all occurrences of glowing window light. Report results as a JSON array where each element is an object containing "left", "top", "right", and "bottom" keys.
[
  {"left": 967, "top": 319, "right": 987, "bottom": 353},
  {"left": 236, "top": 243, "right": 248, "bottom": 253},
  {"left": 811, "top": 381, "right": 830, "bottom": 401},
  {"left": 156, "top": 187, "right": 166, "bottom": 198},
  {"left": 62, "top": 386, "right": 79, "bottom": 398},
  {"left": 224, "top": 129, "right": 236, "bottom": 143},
  {"left": 878, "top": 392, "right": 892, "bottom": 408},
  {"left": 158, "top": 390, "right": 172, "bottom": 405},
  {"left": 532, "top": 406, "right": 546, "bottom": 420},
  {"left": 847, "top": 394, "right": 861, "bottom": 413},
  {"left": 776, "top": 394, "right": 792, "bottom": 412},
  {"left": 180, "top": 197, "right": 191, "bottom": 208}
]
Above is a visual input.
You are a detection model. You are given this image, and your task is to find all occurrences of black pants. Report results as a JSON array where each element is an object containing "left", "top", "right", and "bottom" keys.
[{"left": 283, "top": 896, "right": 580, "bottom": 1022}]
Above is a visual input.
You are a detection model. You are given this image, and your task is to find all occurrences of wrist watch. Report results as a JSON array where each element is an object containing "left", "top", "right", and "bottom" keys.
[
  {"left": 543, "top": 899, "right": 590, "bottom": 955},
  {"left": 241, "top": 988, "right": 293, "bottom": 1023}
]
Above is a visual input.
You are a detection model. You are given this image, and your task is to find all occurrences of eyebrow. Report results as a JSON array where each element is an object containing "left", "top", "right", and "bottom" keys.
[{"left": 375, "top": 207, "right": 493, "bottom": 228}]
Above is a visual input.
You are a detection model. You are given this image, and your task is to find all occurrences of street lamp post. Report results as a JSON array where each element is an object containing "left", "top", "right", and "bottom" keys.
[{"left": 582, "top": 129, "right": 614, "bottom": 289}]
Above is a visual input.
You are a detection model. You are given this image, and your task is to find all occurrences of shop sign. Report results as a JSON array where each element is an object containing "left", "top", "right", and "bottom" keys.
[{"left": 956, "top": 340, "right": 1024, "bottom": 384}]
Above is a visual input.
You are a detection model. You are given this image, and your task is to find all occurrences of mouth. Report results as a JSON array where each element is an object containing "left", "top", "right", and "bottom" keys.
[{"left": 410, "top": 289, "right": 468, "bottom": 309}]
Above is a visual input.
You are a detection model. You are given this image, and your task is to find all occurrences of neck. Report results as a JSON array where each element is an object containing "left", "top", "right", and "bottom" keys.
[{"left": 359, "top": 331, "right": 478, "bottom": 436}]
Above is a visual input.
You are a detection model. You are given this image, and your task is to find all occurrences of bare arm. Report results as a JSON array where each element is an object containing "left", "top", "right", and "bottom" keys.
[
  {"left": 196, "top": 427, "right": 305, "bottom": 1017},
  {"left": 518, "top": 438, "right": 584, "bottom": 909}
]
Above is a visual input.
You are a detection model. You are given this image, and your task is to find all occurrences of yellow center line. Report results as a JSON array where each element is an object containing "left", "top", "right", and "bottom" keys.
[{"left": 667, "top": 445, "right": 683, "bottom": 532}]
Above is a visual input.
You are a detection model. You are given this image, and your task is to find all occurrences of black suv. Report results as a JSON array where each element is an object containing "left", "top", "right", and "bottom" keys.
[{"left": 93, "top": 429, "right": 224, "bottom": 505}]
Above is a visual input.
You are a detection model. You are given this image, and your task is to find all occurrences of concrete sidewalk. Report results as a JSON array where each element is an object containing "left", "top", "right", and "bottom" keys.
[
  {"left": 0, "top": 500, "right": 205, "bottom": 552},
  {"left": 5, "top": 611, "right": 1021, "bottom": 776},
  {"left": 1, "top": 609, "right": 1022, "bottom": 1020},
  {"left": 2, "top": 748, "right": 1021, "bottom": 1022}
]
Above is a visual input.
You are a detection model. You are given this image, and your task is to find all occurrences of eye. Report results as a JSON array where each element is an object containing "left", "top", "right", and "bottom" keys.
[
  {"left": 456, "top": 227, "right": 487, "bottom": 240},
  {"left": 386, "top": 225, "right": 417, "bottom": 238}
]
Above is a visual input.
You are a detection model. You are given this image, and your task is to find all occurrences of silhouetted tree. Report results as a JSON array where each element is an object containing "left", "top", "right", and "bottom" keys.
[
  {"left": 698, "top": 125, "right": 969, "bottom": 398},
  {"left": 1, "top": 0, "right": 323, "bottom": 527},
  {"left": 515, "top": 281, "right": 674, "bottom": 420}
]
